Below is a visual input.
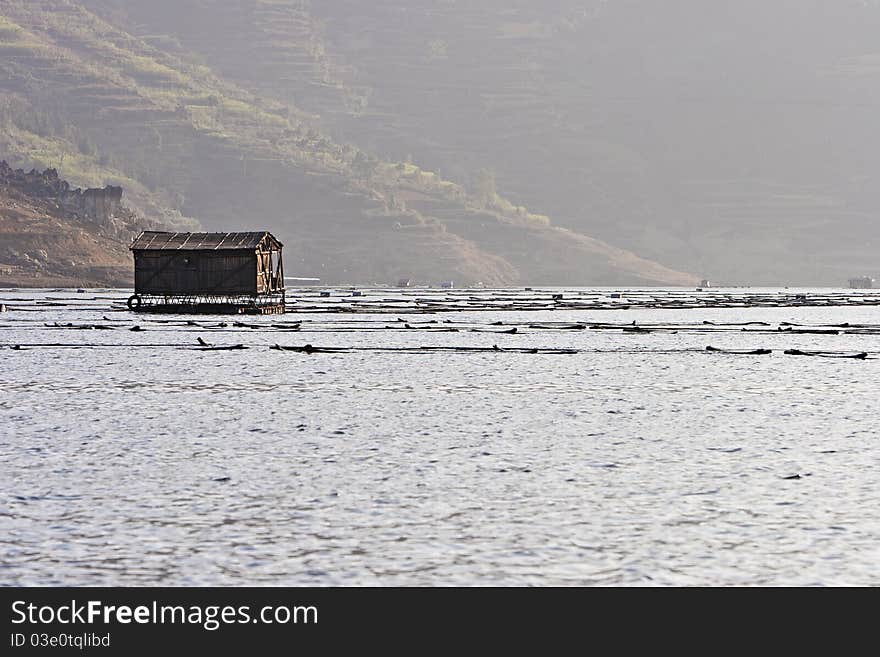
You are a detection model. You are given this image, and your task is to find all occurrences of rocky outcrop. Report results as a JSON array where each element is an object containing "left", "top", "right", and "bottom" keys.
[
  {"left": 0, "top": 162, "right": 124, "bottom": 227},
  {"left": 0, "top": 161, "right": 152, "bottom": 286},
  {"left": 71, "top": 186, "right": 123, "bottom": 226}
]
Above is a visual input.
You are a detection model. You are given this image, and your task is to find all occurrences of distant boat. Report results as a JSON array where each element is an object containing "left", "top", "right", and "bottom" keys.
[{"left": 848, "top": 276, "right": 875, "bottom": 289}]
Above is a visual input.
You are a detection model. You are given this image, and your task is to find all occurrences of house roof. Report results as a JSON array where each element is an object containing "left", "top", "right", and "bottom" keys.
[{"left": 130, "top": 231, "right": 282, "bottom": 251}]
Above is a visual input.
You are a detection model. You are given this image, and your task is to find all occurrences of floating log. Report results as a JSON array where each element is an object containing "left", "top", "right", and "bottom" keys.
[
  {"left": 705, "top": 346, "right": 772, "bottom": 355},
  {"left": 470, "top": 327, "right": 518, "bottom": 334},
  {"left": 270, "top": 344, "right": 580, "bottom": 354},
  {"left": 783, "top": 349, "right": 868, "bottom": 359},
  {"left": 43, "top": 322, "right": 114, "bottom": 330},
  {"left": 271, "top": 344, "right": 349, "bottom": 353},
  {"left": 777, "top": 327, "right": 840, "bottom": 335},
  {"left": 528, "top": 323, "right": 586, "bottom": 330},
  {"left": 194, "top": 337, "right": 247, "bottom": 350}
]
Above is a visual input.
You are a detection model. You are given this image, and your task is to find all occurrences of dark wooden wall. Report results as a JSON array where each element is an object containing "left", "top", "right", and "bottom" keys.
[{"left": 134, "top": 250, "right": 257, "bottom": 295}]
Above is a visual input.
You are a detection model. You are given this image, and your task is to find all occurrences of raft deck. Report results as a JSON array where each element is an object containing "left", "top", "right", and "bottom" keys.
[{"left": 131, "top": 302, "right": 285, "bottom": 315}]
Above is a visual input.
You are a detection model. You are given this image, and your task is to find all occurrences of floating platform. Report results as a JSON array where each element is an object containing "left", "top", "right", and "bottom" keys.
[{"left": 130, "top": 302, "right": 285, "bottom": 315}]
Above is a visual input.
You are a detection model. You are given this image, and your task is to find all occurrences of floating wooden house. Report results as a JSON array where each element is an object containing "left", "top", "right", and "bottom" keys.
[{"left": 128, "top": 231, "right": 285, "bottom": 314}]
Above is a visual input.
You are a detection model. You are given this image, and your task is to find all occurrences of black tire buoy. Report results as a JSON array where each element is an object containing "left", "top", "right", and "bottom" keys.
[{"left": 126, "top": 294, "right": 142, "bottom": 311}]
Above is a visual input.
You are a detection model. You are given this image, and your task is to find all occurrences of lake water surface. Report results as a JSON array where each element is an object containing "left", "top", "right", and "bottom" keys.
[{"left": 2, "top": 288, "right": 879, "bottom": 585}]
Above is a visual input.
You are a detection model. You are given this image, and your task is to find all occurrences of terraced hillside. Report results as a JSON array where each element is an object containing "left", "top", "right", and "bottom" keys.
[
  {"left": 301, "top": 1, "right": 880, "bottom": 285},
  {"left": 0, "top": 0, "right": 697, "bottom": 287},
  {"left": 93, "top": 0, "right": 880, "bottom": 285}
]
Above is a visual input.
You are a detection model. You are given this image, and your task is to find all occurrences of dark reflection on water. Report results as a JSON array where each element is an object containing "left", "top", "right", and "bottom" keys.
[{"left": 1, "top": 289, "right": 880, "bottom": 585}]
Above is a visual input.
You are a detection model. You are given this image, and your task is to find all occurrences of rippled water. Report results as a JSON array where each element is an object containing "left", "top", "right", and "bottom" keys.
[{"left": 2, "top": 288, "right": 879, "bottom": 585}]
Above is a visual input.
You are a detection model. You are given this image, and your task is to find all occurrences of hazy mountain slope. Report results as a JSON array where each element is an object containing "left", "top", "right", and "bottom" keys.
[
  {"left": 0, "top": 0, "right": 696, "bottom": 286},
  {"left": 313, "top": 0, "right": 880, "bottom": 285},
  {"left": 109, "top": 0, "right": 879, "bottom": 285}
]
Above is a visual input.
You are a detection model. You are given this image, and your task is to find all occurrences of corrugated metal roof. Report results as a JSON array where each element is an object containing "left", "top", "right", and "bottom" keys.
[{"left": 130, "top": 231, "right": 278, "bottom": 251}]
